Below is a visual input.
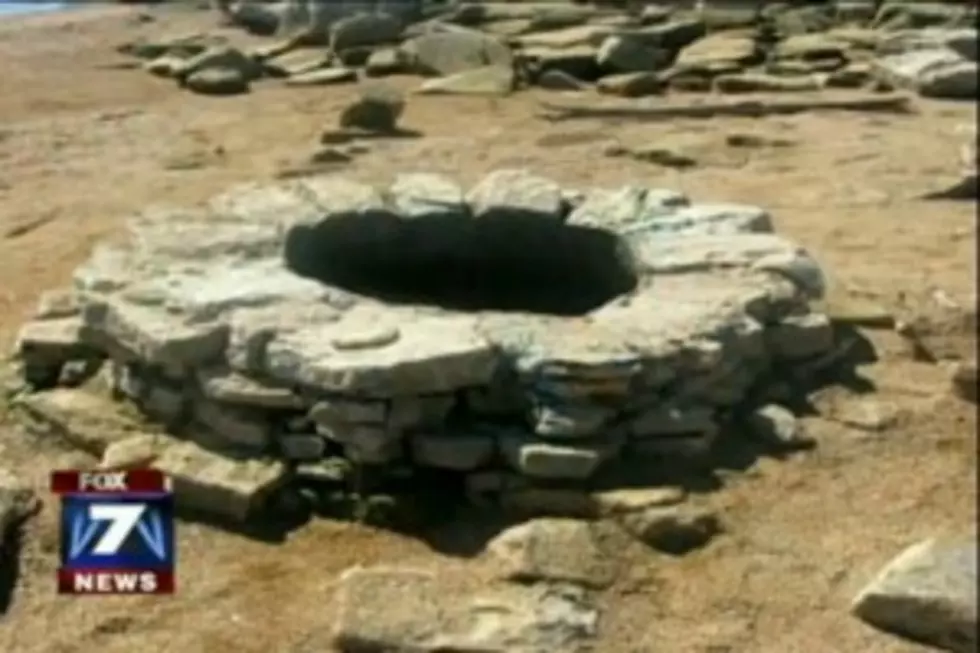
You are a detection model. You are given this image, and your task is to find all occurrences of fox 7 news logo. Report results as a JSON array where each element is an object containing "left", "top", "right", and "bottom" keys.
[{"left": 56, "top": 472, "right": 175, "bottom": 596}]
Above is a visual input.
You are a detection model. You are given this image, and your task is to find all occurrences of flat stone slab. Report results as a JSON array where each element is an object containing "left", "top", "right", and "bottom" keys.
[
  {"left": 852, "top": 537, "right": 978, "bottom": 653},
  {"left": 152, "top": 439, "right": 288, "bottom": 522},
  {"left": 12, "top": 389, "right": 146, "bottom": 456},
  {"left": 328, "top": 566, "right": 599, "bottom": 653},
  {"left": 485, "top": 518, "right": 624, "bottom": 589}
]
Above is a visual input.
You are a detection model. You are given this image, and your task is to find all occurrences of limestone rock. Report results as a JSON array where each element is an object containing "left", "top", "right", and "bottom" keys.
[
  {"left": 594, "top": 487, "right": 686, "bottom": 516},
  {"left": 285, "top": 67, "right": 358, "bottom": 87},
  {"left": 338, "top": 83, "right": 404, "bottom": 132},
  {"left": 873, "top": 48, "right": 978, "bottom": 99},
  {"left": 852, "top": 538, "right": 977, "bottom": 653},
  {"left": 878, "top": 28, "right": 978, "bottom": 61},
  {"left": 100, "top": 433, "right": 171, "bottom": 470},
  {"left": 766, "top": 313, "right": 835, "bottom": 360},
  {"left": 617, "top": 19, "right": 706, "bottom": 52},
  {"left": 173, "top": 45, "right": 264, "bottom": 82},
  {"left": 410, "top": 430, "right": 495, "bottom": 471},
  {"left": 674, "top": 33, "right": 758, "bottom": 70},
  {"left": 328, "top": 566, "right": 599, "bottom": 653},
  {"left": 364, "top": 47, "right": 406, "bottom": 77},
  {"left": 715, "top": 72, "right": 822, "bottom": 93},
  {"left": 565, "top": 185, "right": 689, "bottom": 229},
  {"left": 402, "top": 29, "right": 512, "bottom": 76},
  {"left": 183, "top": 67, "right": 250, "bottom": 96},
  {"left": 615, "top": 504, "right": 721, "bottom": 554},
  {"left": 747, "top": 404, "right": 813, "bottom": 450},
  {"left": 486, "top": 518, "right": 622, "bottom": 589},
  {"left": 417, "top": 65, "right": 514, "bottom": 96},
  {"left": 15, "top": 316, "right": 97, "bottom": 387},
  {"left": 596, "top": 35, "right": 670, "bottom": 74},
  {"left": 597, "top": 71, "right": 663, "bottom": 97},
  {"left": 13, "top": 389, "right": 144, "bottom": 456},
  {"left": 466, "top": 168, "right": 564, "bottom": 220},
  {"left": 536, "top": 69, "right": 588, "bottom": 90},
  {"left": 388, "top": 172, "right": 466, "bottom": 218},
  {"left": 500, "top": 434, "right": 619, "bottom": 481},
  {"left": 118, "top": 32, "right": 225, "bottom": 61},
  {"left": 873, "top": 2, "right": 977, "bottom": 32},
  {"left": 196, "top": 367, "right": 304, "bottom": 410},
  {"left": 329, "top": 12, "right": 403, "bottom": 52},
  {"left": 517, "top": 24, "right": 613, "bottom": 50},
  {"left": 34, "top": 288, "right": 80, "bottom": 320},
  {"left": 153, "top": 439, "right": 287, "bottom": 522}
]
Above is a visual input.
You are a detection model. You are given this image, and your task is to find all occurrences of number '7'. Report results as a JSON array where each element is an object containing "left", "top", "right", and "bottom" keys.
[{"left": 88, "top": 504, "right": 146, "bottom": 555}]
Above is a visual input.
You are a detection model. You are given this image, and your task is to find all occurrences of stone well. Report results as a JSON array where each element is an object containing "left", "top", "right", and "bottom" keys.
[{"left": 13, "top": 169, "right": 833, "bottom": 518}]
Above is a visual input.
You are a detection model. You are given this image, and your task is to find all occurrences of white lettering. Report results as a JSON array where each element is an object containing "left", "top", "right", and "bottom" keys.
[
  {"left": 88, "top": 504, "right": 146, "bottom": 555},
  {"left": 79, "top": 472, "right": 127, "bottom": 492}
]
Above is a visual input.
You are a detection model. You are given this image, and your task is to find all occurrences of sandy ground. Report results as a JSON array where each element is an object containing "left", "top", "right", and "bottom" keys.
[{"left": 0, "top": 5, "right": 976, "bottom": 653}]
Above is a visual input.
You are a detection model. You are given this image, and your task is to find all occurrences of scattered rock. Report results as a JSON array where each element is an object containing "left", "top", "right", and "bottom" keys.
[
  {"left": 12, "top": 389, "right": 144, "bottom": 456},
  {"left": 615, "top": 504, "right": 721, "bottom": 554},
  {"left": 673, "top": 32, "right": 759, "bottom": 70},
  {"left": 853, "top": 537, "right": 977, "bottom": 653},
  {"left": 715, "top": 72, "right": 822, "bottom": 93},
  {"left": 895, "top": 293, "right": 976, "bottom": 363},
  {"left": 285, "top": 67, "right": 358, "bottom": 87},
  {"left": 100, "top": 433, "right": 170, "bottom": 470},
  {"left": 597, "top": 71, "right": 664, "bottom": 97},
  {"left": 748, "top": 404, "right": 814, "bottom": 450},
  {"left": 605, "top": 143, "right": 698, "bottom": 169},
  {"left": 338, "top": 83, "right": 405, "bottom": 133},
  {"left": 486, "top": 518, "right": 623, "bottom": 589},
  {"left": 873, "top": 48, "right": 978, "bottom": 99},
  {"left": 329, "top": 566, "right": 599, "bottom": 653},
  {"left": 816, "top": 393, "right": 902, "bottom": 433},
  {"left": 417, "top": 65, "right": 514, "bottom": 96},
  {"left": 364, "top": 47, "right": 406, "bottom": 77},
  {"left": 183, "top": 67, "right": 251, "bottom": 96},
  {"left": 153, "top": 439, "right": 288, "bottom": 522},
  {"left": 594, "top": 486, "right": 686, "bottom": 516},
  {"left": 402, "top": 29, "right": 513, "bottom": 76},
  {"left": 329, "top": 12, "right": 403, "bottom": 52},
  {"left": 596, "top": 35, "right": 670, "bottom": 74},
  {"left": 173, "top": 45, "right": 264, "bottom": 83},
  {"left": 536, "top": 69, "right": 588, "bottom": 90}
]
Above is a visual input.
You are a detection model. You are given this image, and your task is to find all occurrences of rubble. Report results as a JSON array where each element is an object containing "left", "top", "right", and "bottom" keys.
[{"left": 117, "top": 4, "right": 976, "bottom": 100}]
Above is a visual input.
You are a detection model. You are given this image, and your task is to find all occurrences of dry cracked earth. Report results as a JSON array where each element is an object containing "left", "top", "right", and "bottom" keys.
[{"left": 0, "top": 5, "right": 976, "bottom": 653}]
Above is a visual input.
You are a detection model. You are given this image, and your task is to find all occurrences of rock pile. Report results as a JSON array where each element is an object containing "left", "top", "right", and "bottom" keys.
[
  {"left": 118, "top": 1, "right": 977, "bottom": 97},
  {"left": 12, "top": 169, "right": 832, "bottom": 521}
]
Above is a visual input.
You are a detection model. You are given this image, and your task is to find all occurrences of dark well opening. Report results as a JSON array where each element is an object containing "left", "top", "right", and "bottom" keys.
[{"left": 284, "top": 208, "right": 639, "bottom": 315}]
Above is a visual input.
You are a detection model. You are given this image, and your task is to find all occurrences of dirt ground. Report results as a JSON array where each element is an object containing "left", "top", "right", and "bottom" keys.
[{"left": 0, "top": 5, "right": 976, "bottom": 653}]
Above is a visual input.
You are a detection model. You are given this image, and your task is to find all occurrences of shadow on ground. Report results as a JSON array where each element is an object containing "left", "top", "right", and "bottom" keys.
[{"left": 0, "top": 524, "right": 26, "bottom": 615}]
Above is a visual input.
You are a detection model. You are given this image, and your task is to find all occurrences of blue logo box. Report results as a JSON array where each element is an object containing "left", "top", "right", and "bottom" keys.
[{"left": 52, "top": 470, "right": 176, "bottom": 595}]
